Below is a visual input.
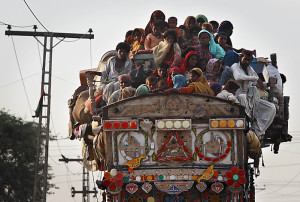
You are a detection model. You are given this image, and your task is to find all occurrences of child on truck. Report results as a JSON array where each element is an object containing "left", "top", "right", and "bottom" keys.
[
  {"left": 144, "top": 22, "right": 163, "bottom": 50},
  {"left": 217, "top": 80, "right": 240, "bottom": 103},
  {"left": 152, "top": 30, "right": 181, "bottom": 68},
  {"left": 165, "top": 68, "right": 214, "bottom": 95},
  {"left": 168, "top": 16, "right": 182, "bottom": 38},
  {"left": 135, "top": 76, "right": 158, "bottom": 96}
]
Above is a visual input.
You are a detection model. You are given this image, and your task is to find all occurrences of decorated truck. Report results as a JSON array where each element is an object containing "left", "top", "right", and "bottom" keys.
[{"left": 66, "top": 50, "right": 291, "bottom": 202}]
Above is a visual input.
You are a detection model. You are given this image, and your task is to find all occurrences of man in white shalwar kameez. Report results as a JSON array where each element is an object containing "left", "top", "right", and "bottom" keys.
[
  {"left": 231, "top": 50, "right": 276, "bottom": 137},
  {"left": 99, "top": 42, "right": 133, "bottom": 101}
]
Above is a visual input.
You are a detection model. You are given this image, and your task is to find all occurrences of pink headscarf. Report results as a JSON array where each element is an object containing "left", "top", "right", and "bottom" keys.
[{"left": 206, "top": 58, "right": 220, "bottom": 78}]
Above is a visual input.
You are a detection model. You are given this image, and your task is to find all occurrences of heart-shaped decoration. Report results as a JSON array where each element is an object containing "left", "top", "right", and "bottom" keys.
[
  {"left": 196, "top": 182, "right": 207, "bottom": 192},
  {"left": 211, "top": 182, "right": 224, "bottom": 193},
  {"left": 126, "top": 183, "right": 138, "bottom": 194},
  {"left": 141, "top": 182, "right": 152, "bottom": 193},
  {"left": 140, "top": 120, "right": 153, "bottom": 132}
]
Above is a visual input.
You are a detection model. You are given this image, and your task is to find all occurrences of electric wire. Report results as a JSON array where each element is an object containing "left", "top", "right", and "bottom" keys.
[
  {"left": 52, "top": 75, "right": 78, "bottom": 86},
  {"left": 10, "top": 36, "right": 33, "bottom": 117},
  {"left": 23, "top": 0, "right": 49, "bottom": 32},
  {"left": 0, "top": 72, "right": 40, "bottom": 89},
  {"left": 263, "top": 169, "right": 300, "bottom": 194},
  {"left": 0, "top": 20, "right": 35, "bottom": 28},
  {"left": 55, "top": 31, "right": 90, "bottom": 43},
  {"left": 23, "top": 0, "right": 89, "bottom": 45}
]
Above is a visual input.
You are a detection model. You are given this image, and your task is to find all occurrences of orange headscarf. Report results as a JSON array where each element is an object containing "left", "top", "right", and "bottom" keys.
[{"left": 189, "top": 68, "right": 214, "bottom": 95}]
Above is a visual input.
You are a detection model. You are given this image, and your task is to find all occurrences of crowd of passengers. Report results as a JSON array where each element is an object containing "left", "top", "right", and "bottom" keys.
[{"left": 89, "top": 10, "right": 279, "bottom": 138}]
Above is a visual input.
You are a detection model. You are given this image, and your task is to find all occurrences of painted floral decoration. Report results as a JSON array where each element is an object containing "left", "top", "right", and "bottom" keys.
[{"left": 225, "top": 166, "right": 246, "bottom": 188}]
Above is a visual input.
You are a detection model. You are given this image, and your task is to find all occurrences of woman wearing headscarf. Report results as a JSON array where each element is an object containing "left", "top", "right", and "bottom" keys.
[
  {"left": 205, "top": 58, "right": 222, "bottom": 83},
  {"left": 165, "top": 68, "right": 214, "bottom": 95},
  {"left": 129, "top": 28, "right": 145, "bottom": 59},
  {"left": 181, "top": 51, "right": 200, "bottom": 80},
  {"left": 135, "top": 85, "right": 149, "bottom": 96},
  {"left": 210, "top": 82, "right": 222, "bottom": 96},
  {"left": 180, "top": 16, "right": 198, "bottom": 49},
  {"left": 145, "top": 10, "right": 166, "bottom": 36},
  {"left": 167, "top": 67, "right": 182, "bottom": 88},
  {"left": 219, "top": 50, "right": 239, "bottom": 86},
  {"left": 218, "top": 21, "right": 234, "bottom": 47},
  {"left": 195, "top": 14, "right": 208, "bottom": 27},
  {"left": 195, "top": 30, "right": 225, "bottom": 61},
  {"left": 172, "top": 75, "right": 188, "bottom": 88}
]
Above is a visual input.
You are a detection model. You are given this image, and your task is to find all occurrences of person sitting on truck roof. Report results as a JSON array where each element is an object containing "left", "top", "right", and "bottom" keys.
[
  {"left": 99, "top": 42, "right": 132, "bottom": 85},
  {"left": 214, "top": 32, "right": 233, "bottom": 53},
  {"left": 118, "top": 87, "right": 136, "bottom": 101},
  {"left": 195, "top": 30, "right": 225, "bottom": 61},
  {"left": 217, "top": 80, "right": 240, "bottom": 103},
  {"left": 153, "top": 62, "right": 169, "bottom": 80},
  {"left": 124, "top": 30, "right": 134, "bottom": 44},
  {"left": 129, "top": 28, "right": 145, "bottom": 59},
  {"left": 145, "top": 10, "right": 166, "bottom": 36},
  {"left": 199, "top": 58, "right": 208, "bottom": 72},
  {"left": 190, "top": 35, "right": 200, "bottom": 49},
  {"left": 205, "top": 58, "right": 222, "bottom": 83},
  {"left": 219, "top": 50, "right": 239, "bottom": 86},
  {"left": 209, "top": 20, "right": 219, "bottom": 35},
  {"left": 144, "top": 21, "right": 164, "bottom": 50},
  {"left": 210, "top": 82, "right": 222, "bottom": 96},
  {"left": 107, "top": 74, "right": 132, "bottom": 104},
  {"left": 167, "top": 67, "right": 182, "bottom": 88},
  {"left": 201, "top": 22, "right": 213, "bottom": 34},
  {"left": 157, "top": 78, "right": 168, "bottom": 91},
  {"left": 180, "top": 16, "right": 198, "bottom": 49},
  {"left": 195, "top": 14, "right": 208, "bottom": 27},
  {"left": 172, "top": 75, "right": 188, "bottom": 88},
  {"left": 165, "top": 68, "right": 214, "bottom": 95},
  {"left": 232, "top": 50, "right": 276, "bottom": 137},
  {"left": 135, "top": 85, "right": 149, "bottom": 96},
  {"left": 181, "top": 51, "right": 200, "bottom": 81},
  {"left": 168, "top": 17, "right": 182, "bottom": 38},
  {"left": 153, "top": 30, "right": 181, "bottom": 68},
  {"left": 135, "top": 76, "right": 158, "bottom": 96},
  {"left": 217, "top": 20, "right": 233, "bottom": 47},
  {"left": 99, "top": 42, "right": 133, "bottom": 102}
]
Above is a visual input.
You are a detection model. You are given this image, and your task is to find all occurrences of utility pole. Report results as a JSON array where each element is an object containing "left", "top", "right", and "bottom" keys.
[
  {"left": 59, "top": 156, "right": 97, "bottom": 202},
  {"left": 5, "top": 28, "right": 94, "bottom": 202}
]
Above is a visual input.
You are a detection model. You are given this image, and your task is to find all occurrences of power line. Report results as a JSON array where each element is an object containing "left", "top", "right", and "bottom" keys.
[
  {"left": 52, "top": 75, "right": 78, "bottom": 86},
  {"left": 264, "top": 170, "right": 300, "bottom": 194},
  {"left": 0, "top": 20, "right": 36, "bottom": 28},
  {"left": 55, "top": 31, "right": 90, "bottom": 43},
  {"left": 23, "top": 0, "right": 49, "bottom": 32},
  {"left": 10, "top": 36, "right": 33, "bottom": 117},
  {"left": 0, "top": 72, "right": 40, "bottom": 89}
]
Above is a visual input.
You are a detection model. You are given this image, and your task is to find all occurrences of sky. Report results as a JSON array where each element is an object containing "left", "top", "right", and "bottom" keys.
[{"left": 1, "top": 0, "right": 300, "bottom": 201}]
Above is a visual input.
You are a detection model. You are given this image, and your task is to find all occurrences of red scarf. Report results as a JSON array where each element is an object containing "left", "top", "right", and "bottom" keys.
[
  {"left": 181, "top": 51, "right": 198, "bottom": 75},
  {"left": 167, "top": 67, "right": 182, "bottom": 88}
]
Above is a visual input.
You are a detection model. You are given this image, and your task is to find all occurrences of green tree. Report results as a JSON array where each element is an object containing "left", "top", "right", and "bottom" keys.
[{"left": 0, "top": 109, "right": 55, "bottom": 201}]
